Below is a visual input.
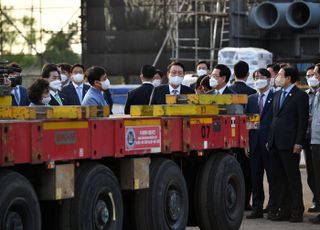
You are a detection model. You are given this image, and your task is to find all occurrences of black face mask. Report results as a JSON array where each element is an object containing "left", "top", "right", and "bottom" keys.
[{"left": 8, "top": 77, "right": 18, "bottom": 88}]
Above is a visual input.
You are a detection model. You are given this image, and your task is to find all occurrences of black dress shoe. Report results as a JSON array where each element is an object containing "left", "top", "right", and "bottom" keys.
[
  {"left": 267, "top": 211, "right": 277, "bottom": 220},
  {"left": 246, "top": 211, "right": 263, "bottom": 219},
  {"left": 271, "top": 212, "right": 291, "bottom": 221},
  {"left": 290, "top": 214, "right": 303, "bottom": 223},
  {"left": 309, "top": 215, "right": 320, "bottom": 224},
  {"left": 245, "top": 205, "right": 253, "bottom": 211},
  {"left": 263, "top": 208, "right": 268, "bottom": 213},
  {"left": 308, "top": 206, "right": 320, "bottom": 213}
]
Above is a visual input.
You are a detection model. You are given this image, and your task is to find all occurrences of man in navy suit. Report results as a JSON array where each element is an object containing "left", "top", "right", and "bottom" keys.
[
  {"left": 229, "top": 60, "right": 256, "bottom": 210},
  {"left": 207, "top": 64, "right": 235, "bottom": 94},
  {"left": 150, "top": 62, "right": 194, "bottom": 104},
  {"left": 7, "top": 63, "right": 30, "bottom": 106},
  {"left": 62, "top": 64, "right": 90, "bottom": 105},
  {"left": 124, "top": 64, "right": 156, "bottom": 114},
  {"left": 267, "top": 67, "right": 309, "bottom": 222},
  {"left": 245, "top": 68, "right": 276, "bottom": 219}
]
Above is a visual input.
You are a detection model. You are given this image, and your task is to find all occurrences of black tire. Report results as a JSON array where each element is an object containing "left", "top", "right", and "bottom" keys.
[
  {"left": 0, "top": 170, "right": 41, "bottom": 230},
  {"left": 134, "top": 158, "right": 189, "bottom": 230},
  {"left": 196, "top": 154, "right": 245, "bottom": 230},
  {"left": 60, "top": 163, "right": 123, "bottom": 230}
]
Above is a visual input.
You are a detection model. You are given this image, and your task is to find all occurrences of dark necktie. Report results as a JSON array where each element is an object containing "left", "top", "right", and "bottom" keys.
[
  {"left": 279, "top": 91, "right": 287, "bottom": 108},
  {"left": 259, "top": 94, "right": 264, "bottom": 114}
]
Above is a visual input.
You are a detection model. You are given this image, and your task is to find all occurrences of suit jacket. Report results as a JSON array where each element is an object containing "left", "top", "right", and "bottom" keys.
[
  {"left": 268, "top": 85, "right": 309, "bottom": 150},
  {"left": 229, "top": 81, "right": 256, "bottom": 96},
  {"left": 206, "top": 86, "right": 236, "bottom": 95},
  {"left": 12, "top": 86, "right": 30, "bottom": 106},
  {"left": 49, "top": 92, "right": 69, "bottom": 106},
  {"left": 246, "top": 91, "right": 274, "bottom": 154},
  {"left": 62, "top": 83, "right": 90, "bottom": 105},
  {"left": 124, "top": 83, "right": 154, "bottom": 114},
  {"left": 150, "top": 84, "right": 195, "bottom": 105}
]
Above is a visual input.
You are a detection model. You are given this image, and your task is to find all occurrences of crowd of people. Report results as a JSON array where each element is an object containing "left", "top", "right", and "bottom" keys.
[{"left": 5, "top": 59, "right": 320, "bottom": 224}]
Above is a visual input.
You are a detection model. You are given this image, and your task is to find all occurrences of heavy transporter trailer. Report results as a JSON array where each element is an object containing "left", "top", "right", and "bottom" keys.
[{"left": 0, "top": 94, "right": 258, "bottom": 230}]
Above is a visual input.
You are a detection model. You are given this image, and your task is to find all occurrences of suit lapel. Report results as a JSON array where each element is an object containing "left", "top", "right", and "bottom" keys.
[
  {"left": 276, "top": 86, "right": 298, "bottom": 115},
  {"left": 261, "top": 91, "right": 273, "bottom": 118}
]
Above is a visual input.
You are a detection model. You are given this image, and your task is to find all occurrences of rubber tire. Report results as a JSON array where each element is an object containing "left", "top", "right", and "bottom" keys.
[
  {"left": 0, "top": 170, "right": 41, "bottom": 230},
  {"left": 195, "top": 154, "right": 245, "bottom": 230},
  {"left": 60, "top": 163, "right": 123, "bottom": 230},
  {"left": 134, "top": 158, "right": 189, "bottom": 230}
]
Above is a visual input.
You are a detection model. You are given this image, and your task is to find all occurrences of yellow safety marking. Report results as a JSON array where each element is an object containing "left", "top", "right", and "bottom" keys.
[
  {"left": 198, "top": 94, "right": 233, "bottom": 105},
  {"left": 165, "top": 94, "right": 248, "bottom": 105},
  {"left": 190, "top": 118, "right": 212, "bottom": 124},
  {"left": 12, "top": 107, "right": 37, "bottom": 119},
  {"left": 232, "top": 94, "right": 248, "bottom": 104},
  {"left": 43, "top": 121, "right": 89, "bottom": 130},
  {"left": 134, "top": 179, "right": 140, "bottom": 190},
  {"left": 247, "top": 114, "right": 260, "bottom": 122},
  {"left": 124, "top": 119, "right": 161, "bottom": 126},
  {"left": 232, "top": 128, "right": 236, "bottom": 137},
  {"left": 56, "top": 188, "right": 62, "bottom": 200},
  {"left": 0, "top": 96, "right": 12, "bottom": 106},
  {"left": 46, "top": 106, "right": 83, "bottom": 119}
]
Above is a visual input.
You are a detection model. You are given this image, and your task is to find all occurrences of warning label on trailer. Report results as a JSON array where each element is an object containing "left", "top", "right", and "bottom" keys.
[{"left": 125, "top": 126, "right": 161, "bottom": 152}]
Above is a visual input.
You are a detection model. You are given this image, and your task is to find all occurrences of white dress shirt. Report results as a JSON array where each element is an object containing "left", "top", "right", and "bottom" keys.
[{"left": 169, "top": 84, "right": 181, "bottom": 95}]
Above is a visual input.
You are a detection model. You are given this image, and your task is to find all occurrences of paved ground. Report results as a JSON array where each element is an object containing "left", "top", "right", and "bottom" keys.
[{"left": 187, "top": 168, "right": 320, "bottom": 230}]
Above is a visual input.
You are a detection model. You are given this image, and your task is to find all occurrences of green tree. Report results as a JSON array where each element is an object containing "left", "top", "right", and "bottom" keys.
[
  {"left": 0, "top": 6, "right": 19, "bottom": 54},
  {"left": 42, "top": 22, "right": 80, "bottom": 64}
]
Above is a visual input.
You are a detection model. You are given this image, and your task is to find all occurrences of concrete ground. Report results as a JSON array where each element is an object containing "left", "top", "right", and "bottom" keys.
[{"left": 187, "top": 168, "right": 320, "bottom": 230}]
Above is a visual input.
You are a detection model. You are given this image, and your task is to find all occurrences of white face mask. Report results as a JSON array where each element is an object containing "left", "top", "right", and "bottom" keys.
[
  {"left": 73, "top": 73, "right": 84, "bottom": 83},
  {"left": 254, "top": 79, "right": 268, "bottom": 90},
  {"left": 101, "top": 79, "right": 110, "bottom": 90},
  {"left": 41, "top": 96, "right": 51, "bottom": 105},
  {"left": 152, "top": 79, "right": 161, "bottom": 87},
  {"left": 60, "top": 74, "right": 68, "bottom": 83},
  {"left": 307, "top": 76, "right": 319, "bottom": 88},
  {"left": 209, "top": 78, "right": 218, "bottom": 88},
  {"left": 197, "top": 69, "right": 207, "bottom": 77},
  {"left": 169, "top": 75, "right": 183, "bottom": 86},
  {"left": 49, "top": 79, "right": 62, "bottom": 91}
]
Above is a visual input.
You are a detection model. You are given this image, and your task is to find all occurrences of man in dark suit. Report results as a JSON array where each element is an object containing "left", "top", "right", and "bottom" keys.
[
  {"left": 150, "top": 62, "right": 194, "bottom": 105},
  {"left": 229, "top": 60, "right": 257, "bottom": 95},
  {"left": 41, "top": 63, "right": 68, "bottom": 106},
  {"left": 62, "top": 64, "right": 90, "bottom": 105},
  {"left": 124, "top": 65, "right": 156, "bottom": 114},
  {"left": 229, "top": 60, "right": 255, "bottom": 210},
  {"left": 267, "top": 67, "right": 309, "bottom": 222},
  {"left": 190, "top": 61, "right": 210, "bottom": 90},
  {"left": 207, "top": 64, "right": 235, "bottom": 94},
  {"left": 7, "top": 63, "right": 30, "bottom": 106},
  {"left": 245, "top": 68, "right": 276, "bottom": 219}
]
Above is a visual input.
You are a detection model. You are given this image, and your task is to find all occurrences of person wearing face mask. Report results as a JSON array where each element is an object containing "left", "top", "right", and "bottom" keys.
[
  {"left": 245, "top": 68, "right": 276, "bottom": 220},
  {"left": 309, "top": 63, "right": 320, "bottom": 224},
  {"left": 57, "top": 63, "right": 72, "bottom": 87},
  {"left": 41, "top": 63, "right": 68, "bottom": 106},
  {"left": 82, "top": 66, "right": 109, "bottom": 106},
  {"left": 302, "top": 65, "right": 320, "bottom": 213},
  {"left": 267, "top": 67, "right": 309, "bottom": 223},
  {"left": 190, "top": 61, "right": 210, "bottom": 90},
  {"left": 207, "top": 64, "right": 235, "bottom": 94},
  {"left": 152, "top": 69, "right": 163, "bottom": 87},
  {"left": 267, "top": 63, "right": 281, "bottom": 92},
  {"left": 124, "top": 65, "right": 157, "bottom": 114},
  {"left": 149, "top": 62, "right": 194, "bottom": 104},
  {"left": 7, "top": 62, "right": 30, "bottom": 106},
  {"left": 28, "top": 79, "right": 51, "bottom": 106},
  {"left": 62, "top": 64, "right": 90, "bottom": 105}
]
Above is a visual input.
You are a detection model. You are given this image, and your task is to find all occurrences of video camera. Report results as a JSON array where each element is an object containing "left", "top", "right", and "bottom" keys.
[{"left": 0, "top": 59, "right": 23, "bottom": 86}]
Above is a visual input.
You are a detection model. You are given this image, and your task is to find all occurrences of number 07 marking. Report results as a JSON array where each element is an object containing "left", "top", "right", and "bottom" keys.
[{"left": 201, "top": 125, "right": 210, "bottom": 138}]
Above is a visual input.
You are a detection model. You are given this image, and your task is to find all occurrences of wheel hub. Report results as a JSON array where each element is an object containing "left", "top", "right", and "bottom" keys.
[
  {"left": 5, "top": 211, "right": 24, "bottom": 230},
  {"left": 226, "top": 183, "right": 237, "bottom": 209},
  {"left": 167, "top": 189, "right": 181, "bottom": 221},
  {"left": 94, "top": 200, "right": 110, "bottom": 229}
]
